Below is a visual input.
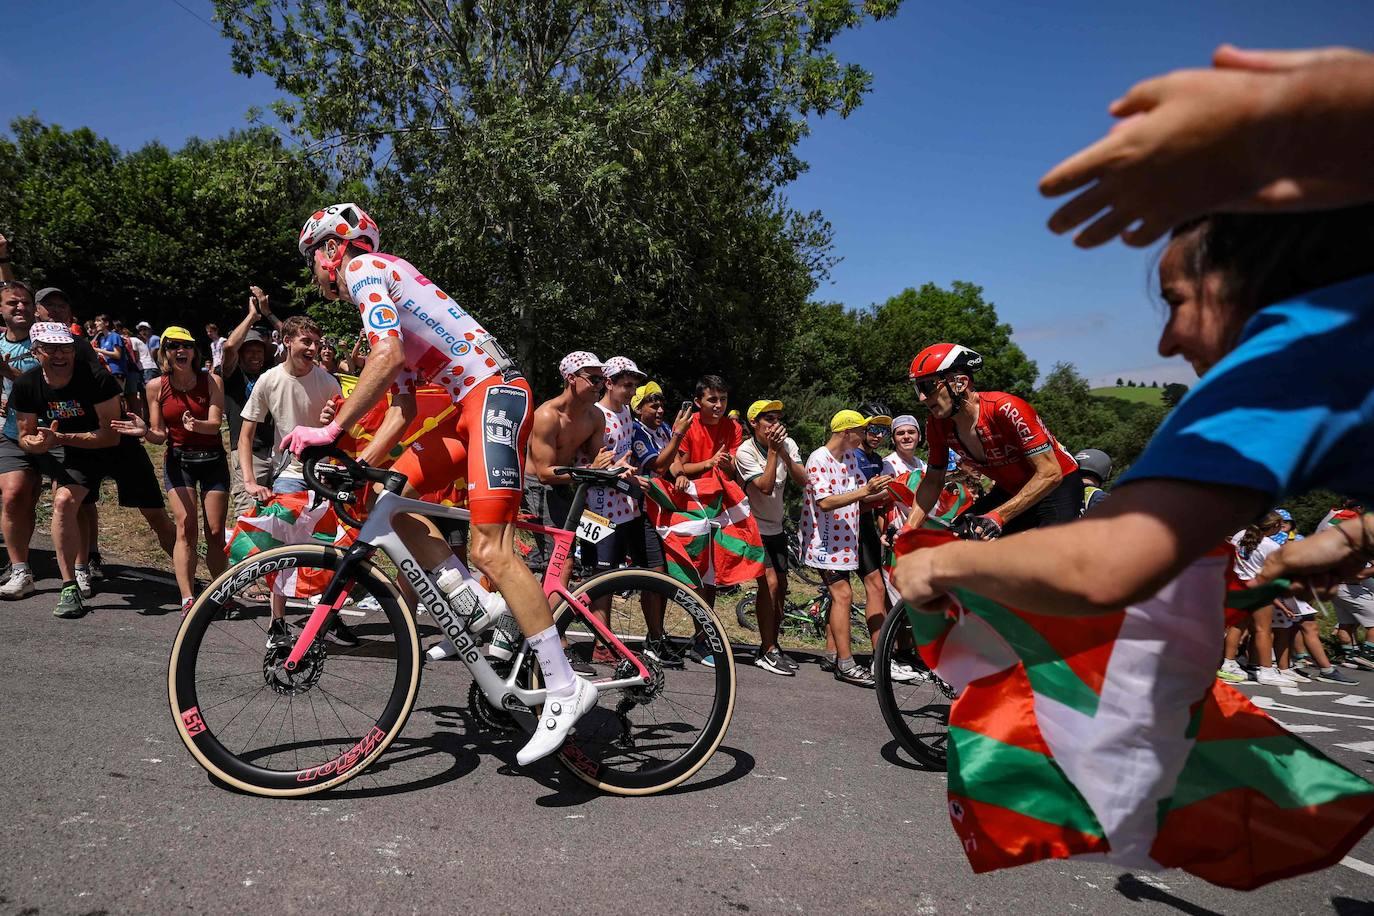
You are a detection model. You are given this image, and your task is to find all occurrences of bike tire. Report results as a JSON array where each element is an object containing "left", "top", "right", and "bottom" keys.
[
  {"left": 550, "top": 568, "right": 736, "bottom": 795},
  {"left": 168, "top": 544, "right": 421, "bottom": 797},
  {"left": 874, "top": 606, "right": 952, "bottom": 770},
  {"left": 735, "top": 591, "right": 758, "bottom": 631}
]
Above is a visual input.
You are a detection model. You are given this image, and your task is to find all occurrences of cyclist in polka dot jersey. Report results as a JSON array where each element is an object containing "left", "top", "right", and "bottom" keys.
[{"left": 283, "top": 204, "right": 599, "bottom": 768}]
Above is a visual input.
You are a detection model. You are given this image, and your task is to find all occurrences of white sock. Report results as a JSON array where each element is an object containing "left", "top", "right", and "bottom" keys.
[
  {"left": 528, "top": 625, "right": 576, "bottom": 696},
  {"left": 12, "top": 562, "right": 28, "bottom": 574}
]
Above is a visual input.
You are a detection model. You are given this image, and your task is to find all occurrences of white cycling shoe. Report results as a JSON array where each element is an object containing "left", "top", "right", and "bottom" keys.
[{"left": 517, "top": 676, "right": 598, "bottom": 766}]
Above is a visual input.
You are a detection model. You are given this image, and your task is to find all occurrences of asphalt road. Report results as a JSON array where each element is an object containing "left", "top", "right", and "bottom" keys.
[{"left": 3, "top": 546, "right": 1374, "bottom": 915}]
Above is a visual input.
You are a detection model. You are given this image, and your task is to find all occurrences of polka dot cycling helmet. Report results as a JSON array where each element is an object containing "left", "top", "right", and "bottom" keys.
[{"left": 298, "top": 203, "right": 379, "bottom": 260}]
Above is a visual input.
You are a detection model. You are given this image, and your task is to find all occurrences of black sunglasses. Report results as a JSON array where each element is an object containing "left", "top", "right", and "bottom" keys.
[{"left": 912, "top": 378, "right": 942, "bottom": 397}]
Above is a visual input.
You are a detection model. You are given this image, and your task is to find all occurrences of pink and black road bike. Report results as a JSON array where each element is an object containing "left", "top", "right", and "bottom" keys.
[{"left": 168, "top": 446, "right": 735, "bottom": 797}]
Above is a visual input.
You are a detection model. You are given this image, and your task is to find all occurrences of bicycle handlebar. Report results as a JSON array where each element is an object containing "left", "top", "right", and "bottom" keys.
[{"left": 300, "top": 445, "right": 407, "bottom": 529}]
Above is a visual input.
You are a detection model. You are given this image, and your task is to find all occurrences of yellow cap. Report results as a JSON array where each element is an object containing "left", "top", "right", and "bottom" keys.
[
  {"left": 865, "top": 414, "right": 893, "bottom": 427},
  {"left": 829, "top": 409, "right": 870, "bottom": 433},
  {"left": 161, "top": 325, "right": 195, "bottom": 343},
  {"left": 747, "top": 399, "right": 783, "bottom": 422},
  {"left": 631, "top": 380, "right": 663, "bottom": 410}
]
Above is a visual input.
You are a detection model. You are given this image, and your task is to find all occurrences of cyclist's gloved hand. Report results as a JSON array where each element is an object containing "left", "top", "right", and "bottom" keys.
[
  {"left": 281, "top": 420, "right": 341, "bottom": 457},
  {"left": 953, "top": 511, "right": 1004, "bottom": 541}
]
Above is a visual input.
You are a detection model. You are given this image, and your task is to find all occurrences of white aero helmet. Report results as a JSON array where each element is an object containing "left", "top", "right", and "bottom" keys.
[{"left": 298, "top": 203, "right": 379, "bottom": 259}]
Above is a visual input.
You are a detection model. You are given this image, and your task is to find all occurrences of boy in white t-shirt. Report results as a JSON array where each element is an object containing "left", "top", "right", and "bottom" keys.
[
  {"left": 734, "top": 399, "right": 807, "bottom": 676},
  {"left": 800, "top": 410, "right": 891, "bottom": 687}
]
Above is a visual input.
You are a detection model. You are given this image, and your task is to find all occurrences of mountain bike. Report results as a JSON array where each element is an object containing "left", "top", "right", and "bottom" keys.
[
  {"left": 168, "top": 446, "right": 735, "bottom": 797},
  {"left": 784, "top": 519, "right": 823, "bottom": 587},
  {"left": 734, "top": 585, "right": 869, "bottom": 651}
]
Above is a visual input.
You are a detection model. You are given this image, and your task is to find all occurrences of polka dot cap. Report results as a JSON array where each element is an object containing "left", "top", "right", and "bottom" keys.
[{"left": 559, "top": 351, "right": 604, "bottom": 380}]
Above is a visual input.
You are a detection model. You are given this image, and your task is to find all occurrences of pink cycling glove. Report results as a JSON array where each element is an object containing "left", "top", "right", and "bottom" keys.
[{"left": 280, "top": 421, "right": 341, "bottom": 456}]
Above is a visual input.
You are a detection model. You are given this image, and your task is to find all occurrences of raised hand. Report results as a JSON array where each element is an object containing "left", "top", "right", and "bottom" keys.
[
  {"left": 250, "top": 285, "right": 271, "bottom": 315},
  {"left": 589, "top": 447, "right": 616, "bottom": 470},
  {"left": 24, "top": 421, "right": 58, "bottom": 454},
  {"left": 182, "top": 410, "right": 199, "bottom": 433},
  {"left": 672, "top": 405, "right": 693, "bottom": 435},
  {"left": 111, "top": 413, "right": 148, "bottom": 438}
]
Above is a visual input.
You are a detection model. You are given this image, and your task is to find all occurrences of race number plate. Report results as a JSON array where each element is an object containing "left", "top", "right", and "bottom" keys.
[{"left": 577, "top": 510, "right": 616, "bottom": 545}]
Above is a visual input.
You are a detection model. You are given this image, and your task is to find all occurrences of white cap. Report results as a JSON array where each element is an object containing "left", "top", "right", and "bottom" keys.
[
  {"left": 559, "top": 351, "right": 604, "bottom": 380},
  {"left": 136, "top": 321, "right": 152, "bottom": 330},
  {"left": 30, "top": 321, "right": 75, "bottom": 345},
  {"left": 603, "top": 356, "right": 646, "bottom": 380}
]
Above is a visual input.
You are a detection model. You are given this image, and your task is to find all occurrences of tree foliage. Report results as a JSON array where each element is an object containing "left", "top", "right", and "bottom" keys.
[
  {"left": 213, "top": 0, "right": 902, "bottom": 393},
  {"left": 0, "top": 117, "right": 325, "bottom": 331},
  {"left": 1033, "top": 362, "right": 1166, "bottom": 481}
]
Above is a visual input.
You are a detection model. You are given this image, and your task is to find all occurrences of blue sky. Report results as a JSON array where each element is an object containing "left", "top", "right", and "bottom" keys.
[{"left": 3, "top": 1, "right": 1366, "bottom": 387}]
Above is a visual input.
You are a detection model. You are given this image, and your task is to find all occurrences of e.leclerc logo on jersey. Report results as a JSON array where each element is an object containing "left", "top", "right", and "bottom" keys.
[{"left": 368, "top": 303, "right": 400, "bottom": 330}]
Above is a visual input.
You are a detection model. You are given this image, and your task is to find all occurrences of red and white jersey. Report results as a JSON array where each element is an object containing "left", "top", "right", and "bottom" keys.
[
  {"left": 344, "top": 253, "right": 511, "bottom": 401},
  {"left": 926, "top": 391, "right": 1078, "bottom": 493}
]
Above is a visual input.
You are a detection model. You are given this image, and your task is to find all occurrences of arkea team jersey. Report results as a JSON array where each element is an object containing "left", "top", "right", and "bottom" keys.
[
  {"left": 926, "top": 391, "right": 1078, "bottom": 493},
  {"left": 345, "top": 253, "right": 511, "bottom": 401}
]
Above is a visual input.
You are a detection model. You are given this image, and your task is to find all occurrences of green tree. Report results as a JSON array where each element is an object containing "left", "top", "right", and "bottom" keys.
[
  {"left": 1162, "top": 382, "right": 1189, "bottom": 407},
  {"left": 214, "top": 0, "right": 903, "bottom": 396},
  {"left": 0, "top": 117, "right": 327, "bottom": 334},
  {"left": 1116, "top": 377, "right": 1124, "bottom": 387},
  {"left": 1034, "top": 362, "right": 1167, "bottom": 477},
  {"left": 856, "top": 281, "right": 1037, "bottom": 410}
]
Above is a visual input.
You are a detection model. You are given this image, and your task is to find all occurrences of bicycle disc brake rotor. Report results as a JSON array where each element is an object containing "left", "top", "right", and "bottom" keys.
[
  {"left": 263, "top": 642, "right": 327, "bottom": 696},
  {"left": 615, "top": 653, "right": 665, "bottom": 705}
]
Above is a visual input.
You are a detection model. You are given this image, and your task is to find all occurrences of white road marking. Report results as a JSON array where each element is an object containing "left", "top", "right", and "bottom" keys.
[
  {"left": 1268, "top": 719, "right": 1337, "bottom": 734},
  {"left": 1334, "top": 741, "right": 1374, "bottom": 754},
  {"left": 1340, "top": 856, "right": 1374, "bottom": 878},
  {"left": 339, "top": 609, "right": 366, "bottom": 617},
  {"left": 1250, "top": 696, "right": 1374, "bottom": 721},
  {"left": 1335, "top": 694, "right": 1374, "bottom": 708},
  {"left": 1278, "top": 687, "right": 1344, "bottom": 697}
]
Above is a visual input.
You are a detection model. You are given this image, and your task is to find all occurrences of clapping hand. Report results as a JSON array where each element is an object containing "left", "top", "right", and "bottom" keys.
[
  {"left": 250, "top": 285, "right": 271, "bottom": 316},
  {"left": 182, "top": 411, "right": 199, "bottom": 434},
  {"left": 22, "top": 421, "right": 58, "bottom": 454},
  {"left": 765, "top": 424, "right": 788, "bottom": 450},
  {"left": 111, "top": 412, "right": 147, "bottom": 438}
]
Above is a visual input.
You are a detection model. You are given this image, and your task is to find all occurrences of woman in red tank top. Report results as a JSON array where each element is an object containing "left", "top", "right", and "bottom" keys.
[{"left": 142, "top": 326, "right": 229, "bottom": 613}]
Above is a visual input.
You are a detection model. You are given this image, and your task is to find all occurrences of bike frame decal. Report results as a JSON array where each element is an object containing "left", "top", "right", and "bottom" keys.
[{"left": 481, "top": 383, "right": 528, "bottom": 492}]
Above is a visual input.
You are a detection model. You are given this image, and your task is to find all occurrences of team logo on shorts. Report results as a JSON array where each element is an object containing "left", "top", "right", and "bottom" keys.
[
  {"left": 482, "top": 385, "right": 528, "bottom": 491},
  {"left": 368, "top": 304, "right": 400, "bottom": 330}
]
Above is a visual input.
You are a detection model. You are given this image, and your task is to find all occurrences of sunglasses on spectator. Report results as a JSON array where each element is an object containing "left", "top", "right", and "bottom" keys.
[
  {"left": 164, "top": 340, "right": 195, "bottom": 350},
  {"left": 577, "top": 371, "right": 606, "bottom": 385},
  {"left": 868, "top": 425, "right": 891, "bottom": 436}
]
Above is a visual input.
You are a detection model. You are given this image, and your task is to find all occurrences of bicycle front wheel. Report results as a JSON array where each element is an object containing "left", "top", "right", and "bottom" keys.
[
  {"left": 874, "top": 606, "right": 953, "bottom": 770},
  {"left": 168, "top": 545, "right": 421, "bottom": 797},
  {"left": 551, "top": 569, "right": 736, "bottom": 795}
]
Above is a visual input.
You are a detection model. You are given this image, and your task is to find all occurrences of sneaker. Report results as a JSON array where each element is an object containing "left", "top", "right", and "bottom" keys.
[
  {"left": 1255, "top": 666, "right": 1299, "bottom": 687},
  {"left": 516, "top": 676, "right": 599, "bottom": 766},
  {"left": 75, "top": 567, "right": 94, "bottom": 599},
  {"left": 1314, "top": 667, "right": 1360, "bottom": 686},
  {"left": 353, "top": 594, "right": 382, "bottom": 613},
  {"left": 0, "top": 567, "right": 35, "bottom": 600},
  {"left": 1292, "top": 653, "right": 1313, "bottom": 666},
  {"left": 780, "top": 652, "right": 800, "bottom": 672},
  {"left": 427, "top": 639, "right": 459, "bottom": 662},
  {"left": 1216, "top": 659, "right": 1248, "bottom": 683},
  {"left": 53, "top": 584, "right": 85, "bottom": 619},
  {"left": 325, "top": 617, "right": 360, "bottom": 647},
  {"left": 266, "top": 617, "right": 293, "bottom": 649},
  {"left": 834, "top": 663, "right": 875, "bottom": 688},
  {"left": 755, "top": 647, "right": 796, "bottom": 677},
  {"left": 88, "top": 555, "right": 106, "bottom": 581},
  {"left": 888, "top": 660, "right": 920, "bottom": 683},
  {"left": 1280, "top": 667, "right": 1312, "bottom": 683},
  {"left": 591, "top": 645, "right": 618, "bottom": 665},
  {"left": 643, "top": 636, "right": 685, "bottom": 670},
  {"left": 1336, "top": 650, "right": 1374, "bottom": 671},
  {"left": 819, "top": 653, "right": 837, "bottom": 673},
  {"left": 686, "top": 642, "right": 716, "bottom": 668}
]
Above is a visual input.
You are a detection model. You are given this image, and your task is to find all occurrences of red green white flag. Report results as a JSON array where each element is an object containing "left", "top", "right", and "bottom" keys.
[
  {"left": 645, "top": 476, "right": 766, "bottom": 588},
  {"left": 894, "top": 528, "right": 1374, "bottom": 890},
  {"left": 227, "top": 492, "right": 356, "bottom": 598}
]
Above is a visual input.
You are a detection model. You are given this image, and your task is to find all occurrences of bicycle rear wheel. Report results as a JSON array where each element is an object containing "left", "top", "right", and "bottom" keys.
[
  {"left": 168, "top": 545, "right": 420, "bottom": 796},
  {"left": 874, "top": 606, "right": 953, "bottom": 770},
  {"left": 551, "top": 569, "right": 736, "bottom": 795}
]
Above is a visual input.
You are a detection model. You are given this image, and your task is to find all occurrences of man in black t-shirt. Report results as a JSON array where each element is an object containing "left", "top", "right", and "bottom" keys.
[{"left": 11, "top": 322, "right": 123, "bottom": 618}]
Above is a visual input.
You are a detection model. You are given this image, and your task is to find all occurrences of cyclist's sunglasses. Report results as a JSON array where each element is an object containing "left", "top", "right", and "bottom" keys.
[{"left": 912, "top": 377, "right": 943, "bottom": 397}]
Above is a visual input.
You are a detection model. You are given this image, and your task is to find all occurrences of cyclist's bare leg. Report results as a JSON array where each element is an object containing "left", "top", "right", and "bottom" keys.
[
  {"left": 469, "top": 520, "right": 554, "bottom": 634},
  {"left": 826, "top": 576, "right": 854, "bottom": 662}
]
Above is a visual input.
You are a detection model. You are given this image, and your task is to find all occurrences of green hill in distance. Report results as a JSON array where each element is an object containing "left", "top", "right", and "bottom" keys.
[{"left": 1090, "top": 386, "right": 1165, "bottom": 405}]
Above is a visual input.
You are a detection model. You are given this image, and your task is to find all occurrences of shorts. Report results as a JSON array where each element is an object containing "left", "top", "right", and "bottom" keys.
[
  {"left": 593, "top": 514, "right": 664, "bottom": 571},
  {"left": 818, "top": 568, "right": 851, "bottom": 585},
  {"left": 1333, "top": 590, "right": 1374, "bottom": 629},
  {"left": 0, "top": 435, "right": 43, "bottom": 476},
  {"left": 142, "top": 368, "right": 159, "bottom": 384},
  {"left": 857, "top": 512, "right": 884, "bottom": 576},
  {"left": 969, "top": 474, "right": 1084, "bottom": 536},
  {"left": 271, "top": 476, "right": 307, "bottom": 495},
  {"left": 164, "top": 448, "right": 231, "bottom": 493},
  {"left": 392, "top": 373, "right": 532, "bottom": 526},
  {"left": 760, "top": 531, "right": 789, "bottom": 575},
  {"left": 80, "top": 439, "right": 165, "bottom": 509}
]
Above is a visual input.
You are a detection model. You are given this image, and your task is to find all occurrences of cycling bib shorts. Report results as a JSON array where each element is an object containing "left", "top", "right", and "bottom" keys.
[{"left": 391, "top": 374, "right": 532, "bottom": 525}]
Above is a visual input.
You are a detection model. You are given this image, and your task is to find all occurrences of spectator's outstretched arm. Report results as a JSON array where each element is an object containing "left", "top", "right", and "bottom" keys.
[
  {"left": 221, "top": 291, "right": 262, "bottom": 378},
  {"left": 143, "top": 377, "right": 170, "bottom": 445},
  {"left": 1041, "top": 45, "right": 1374, "bottom": 248}
]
